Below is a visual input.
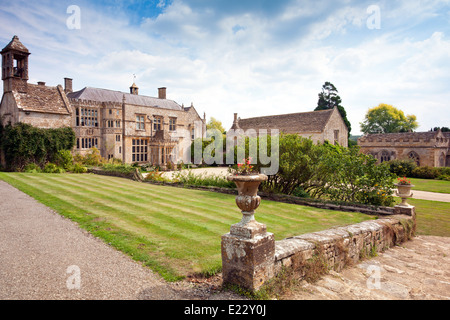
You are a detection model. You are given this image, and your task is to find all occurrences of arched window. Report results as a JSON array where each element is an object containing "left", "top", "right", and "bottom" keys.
[
  {"left": 380, "top": 150, "right": 391, "bottom": 163},
  {"left": 408, "top": 151, "right": 420, "bottom": 166}
]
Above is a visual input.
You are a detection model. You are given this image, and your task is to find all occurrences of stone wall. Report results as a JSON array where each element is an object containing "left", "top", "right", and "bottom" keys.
[
  {"left": 18, "top": 111, "right": 72, "bottom": 129},
  {"left": 274, "top": 210, "right": 415, "bottom": 278},
  {"left": 322, "top": 107, "right": 349, "bottom": 147},
  {"left": 222, "top": 195, "right": 415, "bottom": 291}
]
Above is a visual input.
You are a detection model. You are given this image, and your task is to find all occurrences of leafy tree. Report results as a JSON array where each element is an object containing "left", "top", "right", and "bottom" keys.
[
  {"left": 432, "top": 127, "right": 450, "bottom": 132},
  {"left": 315, "top": 81, "right": 352, "bottom": 136},
  {"left": 206, "top": 117, "right": 226, "bottom": 134},
  {"left": 360, "top": 103, "right": 418, "bottom": 134}
]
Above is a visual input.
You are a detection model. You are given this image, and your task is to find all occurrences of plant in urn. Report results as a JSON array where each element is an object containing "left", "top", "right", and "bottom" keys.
[
  {"left": 227, "top": 157, "right": 268, "bottom": 239},
  {"left": 395, "top": 177, "right": 414, "bottom": 207}
]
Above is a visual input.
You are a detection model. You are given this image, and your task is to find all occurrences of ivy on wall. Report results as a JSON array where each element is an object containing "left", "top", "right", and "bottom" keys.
[{"left": 0, "top": 122, "right": 75, "bottom": 171}]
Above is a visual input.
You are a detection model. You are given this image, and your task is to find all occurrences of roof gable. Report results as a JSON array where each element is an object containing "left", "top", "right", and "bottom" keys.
[{"left": 13, "top": 84, "right": 71, "bottom": 115}]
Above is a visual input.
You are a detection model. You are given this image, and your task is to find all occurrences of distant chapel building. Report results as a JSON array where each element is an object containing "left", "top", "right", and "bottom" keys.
[
  {"left": 358, "top": 131, "right": 450, "bottom": 167},
  {"left": 0, "top": 36, "right": 206, "bottom": 167}
]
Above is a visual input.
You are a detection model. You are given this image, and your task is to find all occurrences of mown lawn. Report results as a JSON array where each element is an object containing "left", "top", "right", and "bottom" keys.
[
  {"left": 408, "top": 178, "right": 450, "bottom": 194},
  {"left": 0, "top": 172, "right": 375, "bottom": 281},
  {"left": 396, "top": 198, "right": 450, "bottom": 237}
]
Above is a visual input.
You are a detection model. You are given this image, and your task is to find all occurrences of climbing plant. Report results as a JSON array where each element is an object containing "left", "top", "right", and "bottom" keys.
[{"left": 0, "top": 122, "right": 75, "bottom": 171}]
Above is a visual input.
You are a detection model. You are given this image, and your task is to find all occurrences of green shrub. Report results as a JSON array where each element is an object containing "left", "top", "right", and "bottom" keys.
[
  {"left": 236, "top": 134, "right": 395, "bottom": 206},
  {"left": 292, "top": 187, "right": 310, "bottom": 198},
  {"left": 53, "top": 149, "right": 73, "bottom": 170},
  {"left": 102, "top": 163, "right": 136, "bottom": 175},
  {"left": 437, "top": 175, "right": 450, "bottom": 181},
  {"left": 70, "top": 163, "right": 88, "bottom": 174},
  {"left": 82, "top": 147, "right": 105, "bottom": 166},
  {"left": 43, "top": 163, "right": 65, "bottom": 174},
  {"left": 385, "top": 159, "right": 417, "bottom": 177},
  {"left": 411, "top": 166, "right": 439, "bottom": 179},
  {"left": 24, "top": 163, "right": 41, "bottom": 173},
  {"left": 437, "top": 167, "right": 450, "bottom": 176}
]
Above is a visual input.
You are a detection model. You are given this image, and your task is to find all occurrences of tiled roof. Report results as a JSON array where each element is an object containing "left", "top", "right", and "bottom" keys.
[
  {"left": 14, "top": 84, "right": 70, "bottom": 115},
  {"left": 68, "top": 87, "right": 183, "bottom": 111},
  {"left": 1, "top": 35, "right": 29, "bottom": 54},
  {"left": 235, "top": 109, "right": 334, "bottom": 133}
]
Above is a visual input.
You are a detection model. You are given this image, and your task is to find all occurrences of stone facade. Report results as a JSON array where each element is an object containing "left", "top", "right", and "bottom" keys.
[
  {"left": 358, "top": 131, "right": 450, "bottom": 167},
  {"left": 230, "top": 107, "right": 349, "bottom": 147},
  {"left": 0, "top": 36, "right": 206, "bottom": 167}
]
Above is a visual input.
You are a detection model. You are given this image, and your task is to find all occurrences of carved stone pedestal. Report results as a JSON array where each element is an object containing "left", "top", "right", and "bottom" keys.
[
  {"left": 221, "top": 174, "right": 275, "bottom": 291},
  {"left": 221, "top": 230, "right": 275, "bottom": 291}
]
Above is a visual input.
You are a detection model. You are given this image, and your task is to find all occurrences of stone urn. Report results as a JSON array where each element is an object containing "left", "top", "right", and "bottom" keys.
[
  {"left": 226, "top": 174, "right": 268, "bottom": 238},
  {"left": 222, "top": 173, "right": 274, "bottom": 291},
  {"left": 395, "top": 183, "right": 414, "bottom": 207}
]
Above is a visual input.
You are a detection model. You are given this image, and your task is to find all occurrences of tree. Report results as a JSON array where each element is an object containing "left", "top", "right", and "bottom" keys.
[
  {"left": 360, "top": 103, "right": 419, "bottom": 134},
  {"left": 432, "top": 127, "right": 450, "bottom": 132},
  {"left": 315, "top": 81, "right": 352, "bottom": 136},
  {"left": 206, "top": 117, "right": 226, "bottom": 134}
]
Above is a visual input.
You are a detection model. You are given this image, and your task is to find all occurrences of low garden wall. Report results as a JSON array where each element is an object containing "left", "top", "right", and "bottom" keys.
[
  {"left": 274, "top": 208, "right": 415, "bottom": 279},
  {"left": 222, "top": 206, "right": 415, "bottom": 292}
]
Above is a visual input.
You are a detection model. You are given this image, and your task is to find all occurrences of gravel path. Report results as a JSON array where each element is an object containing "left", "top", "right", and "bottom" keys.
[{"left": 0, "top": 180, "right": 238, "bottom": 300}]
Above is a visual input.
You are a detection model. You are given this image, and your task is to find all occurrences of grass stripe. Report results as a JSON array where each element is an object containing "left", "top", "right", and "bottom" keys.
[
  {"left": 19, "top": 174, "right": 210, "bottom": 248},
  {"left": 44, "top": 174, "right": 233, "bottom": 242}
]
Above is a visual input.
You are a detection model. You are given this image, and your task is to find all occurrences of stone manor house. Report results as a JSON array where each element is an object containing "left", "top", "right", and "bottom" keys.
[{"left": 0, "top": 36, "right": 206, "bottom": 167}]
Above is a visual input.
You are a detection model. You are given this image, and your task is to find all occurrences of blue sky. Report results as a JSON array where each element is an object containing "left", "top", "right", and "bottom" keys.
[{"left": 0, "top": 0, "right": 449, "bottom": 134}]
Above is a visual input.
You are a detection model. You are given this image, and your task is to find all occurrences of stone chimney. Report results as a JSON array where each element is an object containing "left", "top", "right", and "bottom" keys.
[
  {"left": 64, "top": 78, "right": 73, "bottom": 93},
  {"left": 158, "top": 87, "right": 167, "bottom": 100},
  {"left": 37, "top": 81, "right": 46, "bottom": 86},
  {"left": 231, "top": 113, "right": 240, "bottom": 130}
]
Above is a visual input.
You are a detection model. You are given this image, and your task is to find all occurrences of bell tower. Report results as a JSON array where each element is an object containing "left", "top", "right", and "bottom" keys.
[{"left": 1, "top": 35, "right": 30, "bottom": 93}]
